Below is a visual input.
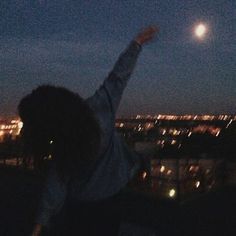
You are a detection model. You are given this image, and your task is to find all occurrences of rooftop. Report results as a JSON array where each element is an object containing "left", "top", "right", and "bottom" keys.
[{"left": 0, "top": 166, "right": 235, "bottom": 235}]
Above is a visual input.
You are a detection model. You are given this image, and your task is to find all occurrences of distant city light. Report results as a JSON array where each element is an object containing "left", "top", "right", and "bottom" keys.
[
  {"left": 160, "top": 166, "right": 165, "bottom": 173},
  {"left": 169, "top": 189, "right": 176, "bottom": 198},
  {"left": 119, "top": 123, "right": 124, "bottom": 128},
  {"left": 142, "top": 171, "right": 147, "bottom": 179},
  {"left": 0, "top": 119, "right": 23, "bottom": 141},
  {"left": 173, "top": 130, "right": 180, "bottom": 136},
  {"left": 189, "top": 165, "right": 194, "bottom": 171},
  {"left": 18, "top": 121, "right": 23, "bottom": 129},
  {"left": 162, "top": 129, "right": 166, "bottom": 135},
  {"left": 226, "top": 119, "right": 233, "bottom": 128},
  {"left": 171, "top": 140, "right": 177, "bottom": 145},
  {"left": 195, "top": 181, "right": 201, "bottom": 188}
]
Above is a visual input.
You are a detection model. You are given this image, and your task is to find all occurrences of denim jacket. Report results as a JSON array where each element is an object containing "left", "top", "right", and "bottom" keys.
[{"left": 36, "top": 41, "right": 142, "bottom": 226}]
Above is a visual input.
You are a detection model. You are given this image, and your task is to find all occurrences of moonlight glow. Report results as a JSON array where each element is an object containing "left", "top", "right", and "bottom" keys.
[{"left": 195, "top": 23, "right": 207, "bottom": 39}]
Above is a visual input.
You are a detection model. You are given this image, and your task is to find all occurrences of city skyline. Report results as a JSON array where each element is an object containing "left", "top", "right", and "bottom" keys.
[
  {"left": 1, "top": 0, "right": 236, "bottom": 117},
  {"left": 2, "top": 113, "right": 236, "bottom": 121}
]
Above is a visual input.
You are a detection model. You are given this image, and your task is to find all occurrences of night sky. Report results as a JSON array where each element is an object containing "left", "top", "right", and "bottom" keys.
[{"left": 1, "top": 0, "right": 235, "bottom": 118}]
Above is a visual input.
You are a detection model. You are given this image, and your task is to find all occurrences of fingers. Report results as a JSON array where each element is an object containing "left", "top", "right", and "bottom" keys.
[
  {"left": 144, "top": 26, "right": 159, "bottom": 34},
  {"left": 135, "top": 25, "right": 159, "bottom": 45}
]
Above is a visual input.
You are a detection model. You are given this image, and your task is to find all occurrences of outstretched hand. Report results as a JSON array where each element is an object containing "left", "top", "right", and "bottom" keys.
[{"left": 134, "top": 26, "right": 159, "bottom": 45}]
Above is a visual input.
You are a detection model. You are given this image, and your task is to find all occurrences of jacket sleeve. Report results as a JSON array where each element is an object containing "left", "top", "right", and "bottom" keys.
[
  {"left": 35, "top": 166, "right": 68, "bottom": 226},
  {"left": 87, "top": 41, "right": 142, "bottom": 115}
]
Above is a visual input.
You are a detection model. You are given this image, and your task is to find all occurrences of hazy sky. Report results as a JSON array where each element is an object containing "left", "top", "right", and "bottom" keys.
[{"left": 1, "top": 0, "right": 236, "bottom": 117}]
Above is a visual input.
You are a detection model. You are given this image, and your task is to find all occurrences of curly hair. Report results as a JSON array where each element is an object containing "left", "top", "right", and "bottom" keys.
[{"left": 18, "top": 85, "right": 101, "bottom": 178}]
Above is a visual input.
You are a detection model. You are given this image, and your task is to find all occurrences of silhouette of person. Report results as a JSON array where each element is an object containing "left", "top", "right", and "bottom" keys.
[{"left": 18, "top": 26, "right": 158, "bottom": 236}]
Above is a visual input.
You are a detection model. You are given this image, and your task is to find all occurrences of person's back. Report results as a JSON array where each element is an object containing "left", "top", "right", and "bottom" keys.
[{"left": 18, "top": 26, "right": 158, "bottom": 236}]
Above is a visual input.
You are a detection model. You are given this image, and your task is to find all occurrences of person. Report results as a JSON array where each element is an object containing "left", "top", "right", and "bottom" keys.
[{"left": 18, "top": 26, "right": 158, "bottom": 236}]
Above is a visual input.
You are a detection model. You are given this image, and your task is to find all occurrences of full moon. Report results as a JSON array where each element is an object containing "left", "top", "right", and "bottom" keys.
[{"left": 195, "top": 23, "right": 207, "bottom": 39}]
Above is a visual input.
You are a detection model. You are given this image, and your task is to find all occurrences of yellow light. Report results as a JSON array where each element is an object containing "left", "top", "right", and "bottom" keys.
[
  {"left": 173, "top": 130, "right": 180, "bottom": 136},
  {"left": 189, "top": 165, "right": 194, "bottom": 171},
  {"left": 160, "top": 165, "right": 165, "bottom": 173},
  {"left": 195, "top": 181, "right": 200, "bottom": 188},
  {"left": 142, "top": 171, "right": 147, "bottom": 179},
  {"left": 18, "top": 121, "right": 23, "bottom": 129},
  {"left": 171, "top": 140, "right": 177, "bottom": 145},
  {"left": 161, "top": 140, "right": 165, "bottom": 145},
  {"left": 169, "top": 189, "right": 176, "bottom": 198}
]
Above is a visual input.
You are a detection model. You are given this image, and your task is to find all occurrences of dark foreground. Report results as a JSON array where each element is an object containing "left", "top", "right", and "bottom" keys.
[{"left": 0, "top": 167, "right": 236, "bottom": 236}]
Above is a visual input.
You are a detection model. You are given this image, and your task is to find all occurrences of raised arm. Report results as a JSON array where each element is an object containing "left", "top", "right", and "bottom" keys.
[{"left": 87, "top": 26, "right": 158, "bottom": 115}]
